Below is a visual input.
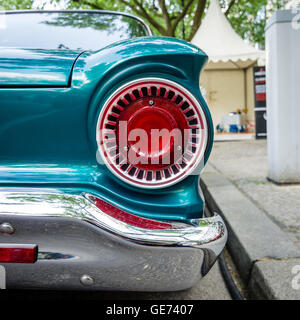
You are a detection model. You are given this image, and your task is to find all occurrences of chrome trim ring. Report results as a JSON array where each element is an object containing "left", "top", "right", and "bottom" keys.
[{"left": 96, "top": 78, "right": 209, "bottom": 189}]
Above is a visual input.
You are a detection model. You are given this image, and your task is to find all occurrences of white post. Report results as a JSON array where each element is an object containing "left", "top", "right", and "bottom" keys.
[{"left": 266, "top": 9, "right": 300, "bottom": 183}]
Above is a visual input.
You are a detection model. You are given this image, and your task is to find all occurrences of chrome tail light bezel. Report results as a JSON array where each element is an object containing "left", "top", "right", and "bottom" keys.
[{"left": 96, "top": 77, "right": 209, "bottom": 189}]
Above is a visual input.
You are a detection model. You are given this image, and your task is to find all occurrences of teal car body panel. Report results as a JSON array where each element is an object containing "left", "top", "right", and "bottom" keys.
[
  {"left": 0, "top": 36, "right": 213, "bottom": 222},
  {"left": 0, "top": 48, "right": 80, "bottom": 86}
]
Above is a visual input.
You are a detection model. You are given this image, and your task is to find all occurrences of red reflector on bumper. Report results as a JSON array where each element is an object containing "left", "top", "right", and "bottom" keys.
[
  {"left": 88, "top": 196, "right": 172, "bottom": 230},
  {"left": 0, "top": 244, "right": 38, "bottom": 263}
]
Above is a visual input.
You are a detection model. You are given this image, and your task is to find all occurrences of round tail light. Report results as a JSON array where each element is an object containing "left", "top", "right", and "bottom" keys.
[{"left": 97, "top": 78, "right": 208, "bottom": 189}]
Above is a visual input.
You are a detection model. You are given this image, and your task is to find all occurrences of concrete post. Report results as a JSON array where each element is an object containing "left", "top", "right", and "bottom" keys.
[{"left": 266, "top": 10, "right": 300, "bottom": 183}]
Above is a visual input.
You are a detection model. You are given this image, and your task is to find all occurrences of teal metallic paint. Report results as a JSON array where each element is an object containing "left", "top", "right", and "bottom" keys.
[
  {"left": 0, "top": 37, "right": 213, "bottom": 222},
  {"left": 0, "top": 48, "right": 81, "bottom": 86}
]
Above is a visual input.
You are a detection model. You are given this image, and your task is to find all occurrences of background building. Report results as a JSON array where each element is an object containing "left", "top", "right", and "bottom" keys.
[{"left": 192, "top": 0, "right": 265, "bottom": 139}]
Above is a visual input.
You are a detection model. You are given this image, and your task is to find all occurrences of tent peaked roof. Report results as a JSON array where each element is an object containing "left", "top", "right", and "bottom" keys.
[{"left": 191, "top": 0, "right": 265, "bottom": 67}]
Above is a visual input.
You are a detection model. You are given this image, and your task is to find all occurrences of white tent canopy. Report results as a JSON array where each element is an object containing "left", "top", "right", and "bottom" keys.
[{"left": 191, "top": 0, "right": 265, "bottom": 69}]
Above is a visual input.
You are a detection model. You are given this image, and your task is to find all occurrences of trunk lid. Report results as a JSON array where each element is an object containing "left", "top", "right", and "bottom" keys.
[{"left": 0, "top": 48, "right": 82, "bottom": 86}]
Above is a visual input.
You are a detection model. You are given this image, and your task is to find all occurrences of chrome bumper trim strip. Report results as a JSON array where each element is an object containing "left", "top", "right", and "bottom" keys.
[
  {"left": 0, "top": 189, "right": 227, "bottom": 291},
  {"left": 0, "top": 190, "right": 226, "bottom": 250}
]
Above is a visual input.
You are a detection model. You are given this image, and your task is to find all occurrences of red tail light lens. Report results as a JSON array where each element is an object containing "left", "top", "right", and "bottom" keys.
[
  {"left": 88, "top": 195, "right": 172, "bottom": 230},
  {"left": 97, "top": 78, "right": 208, "bottom": 188},
  {"left": 0, "top": 244, "right": 38, "bottom": 263}
]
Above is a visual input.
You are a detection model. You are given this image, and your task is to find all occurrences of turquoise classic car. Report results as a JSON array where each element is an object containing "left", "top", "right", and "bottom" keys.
[{"left": 0, "top": 10, "right": 227, "bottom": 291}]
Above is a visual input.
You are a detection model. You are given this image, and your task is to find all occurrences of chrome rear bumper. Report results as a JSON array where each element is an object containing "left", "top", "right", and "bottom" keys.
[{"left": 0, "top": 190, "right": 227, "bottom": 291}]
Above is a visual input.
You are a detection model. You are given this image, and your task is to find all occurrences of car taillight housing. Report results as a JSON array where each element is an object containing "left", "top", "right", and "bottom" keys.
[{"left": 97, "top": 78, "right": 208, "bottom": 189}]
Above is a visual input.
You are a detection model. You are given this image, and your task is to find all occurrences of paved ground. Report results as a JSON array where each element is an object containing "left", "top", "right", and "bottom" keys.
[
  {"left": 208, "top": 140, "right": 300, "bottom": 250},
  {"left": 99, "top": 262, "right": 231, "bottom": 300},
  {"left": 3, "top": 262, "right": 232, "bottom": 300}
]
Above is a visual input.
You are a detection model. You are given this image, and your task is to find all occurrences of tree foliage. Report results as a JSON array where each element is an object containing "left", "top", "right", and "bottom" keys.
[
  {"left": 0, "top": 0, "right": 34, "bottom": 10},
  {"left": 65, "top": 0, "right": 209, "bottom": 40},
  {"left": 220, "top": 0, "right": 290, "bottom": 46},
  {"left": 61, "top": 0, "right": 290, "bottom": 45},
  {"left": 2, "top": 0, "right": 298, "bottom": 46}
]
